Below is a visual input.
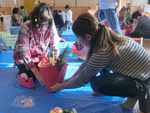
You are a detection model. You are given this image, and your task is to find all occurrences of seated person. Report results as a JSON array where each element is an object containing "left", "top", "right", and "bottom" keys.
[
  {"left": 13, "top": 3, "right": 60, "bottom": 86},
  {"left": 12, "top": 7, "right": 23, "bottom": 26},
  {"left": 19, "top": 6, "right": 28, "bottom": 21},
  {"left": 120, "top": 19, "right": 134, "bottom": 30},
  {"left": 53, "top": 10, "right": 65, "bottom": 37},
  {"left": 130, "top": 11, "right": 150, "bottom": 38}
]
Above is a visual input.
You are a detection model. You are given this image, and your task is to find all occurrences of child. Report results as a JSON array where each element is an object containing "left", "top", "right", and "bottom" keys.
[
  {"left": 121, "top": 19, "right": 134, "bottom": 30},
  {"left": 19, "top": 6, "right": 28, "bottom": 21},
  {"left": 64, "top": 5, "right": 72, "bottom": 31},
  {"left": 51, "top": 12, "right": 150, "bottom": 112}
]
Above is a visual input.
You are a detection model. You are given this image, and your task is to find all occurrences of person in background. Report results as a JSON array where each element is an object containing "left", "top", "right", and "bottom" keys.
[
  {"left": 130, "top": 11, "right": 150, "bottom": 38},
  {"left": 19, "top": 6, "right": 28, "bottom": 21},
  {"left": 13, "top": 3, "right": 60, "bottom": 86},
  {"left": 53, "top": 10, "right": 65, "bottom": 37},
  {"left": 33, "top": 2, "right": 39, "bottom": 8},
  {"left": 51, "top": 13, "right": 150, "bottom": 111},
  {"left": 98, "top": 0, "right": 122, "bottom": 34},
  {"left": 120, "top": 19, "right": 134, "bottom": 30},
  {"left": 58, "top": 10, "right": 65, "bottom": 24},
  {"left": 64, "top": 5, "right": 72, "bottom": 31},
  {"left": 12, "top": 7, "right": 23, "bottom": 26},
  {"left": 23, "top": 16, "right": 30, "bottom": 23}
]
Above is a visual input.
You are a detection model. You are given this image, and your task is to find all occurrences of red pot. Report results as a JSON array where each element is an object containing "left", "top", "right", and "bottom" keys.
[{"left": 38, "top": 62, "right": 68, "bottom": 92}]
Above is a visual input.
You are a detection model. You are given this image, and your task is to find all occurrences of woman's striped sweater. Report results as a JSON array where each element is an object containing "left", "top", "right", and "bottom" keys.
[{"left": 69, "top": 37, "right": 150, "bottom": 88}]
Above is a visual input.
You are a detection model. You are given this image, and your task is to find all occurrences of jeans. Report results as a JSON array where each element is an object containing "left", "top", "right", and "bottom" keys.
[
  {"left": 64, "top": 21, "right": 72, "bottom": 31},
  {"left": 130, "top": 30, "right": 141, "bottom": 38},
  {"left": 90, "top": 70, "right": 138, "bottom": 98},
  {"left": 102, "top": 9, "right": 122, "bottom": 34}
]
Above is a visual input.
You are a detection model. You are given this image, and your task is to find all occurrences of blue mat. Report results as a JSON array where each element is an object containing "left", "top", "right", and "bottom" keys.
[
  {"left": 0, "top": 31, "right": 136, "bottom": 113},
  {"left": 61, "top": 30, "right": 76, "bottom": 41}
]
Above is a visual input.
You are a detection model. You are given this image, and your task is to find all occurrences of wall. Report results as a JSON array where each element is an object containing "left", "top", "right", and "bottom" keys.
[
  {"left": 130, "top": 0, "right": 148, "bottom": 13},
  {"left": 76, "top": 0, "right": 98, "bottom": 6},
  {"left": 54, "top": 6, "right": 89, "bottom": 21},
  {"left": 0, "top": 0, "right": 24, "bottom": 9},
  {"left": 24, "top": 0, "right": 35, "bottom": 15},
  {"left": 55, "top": 0, "right": 76, "bottom": 6}
]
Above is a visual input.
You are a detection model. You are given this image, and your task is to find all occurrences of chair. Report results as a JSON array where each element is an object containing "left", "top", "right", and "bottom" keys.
[{"left": 131, "top": 37, "right": 143, "bottom": 46}]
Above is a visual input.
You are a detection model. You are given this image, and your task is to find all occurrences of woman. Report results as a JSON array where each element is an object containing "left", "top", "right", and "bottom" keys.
[
  {"left": 13, "top": 3, "right": 60, "bottom": 86},
  {"left": 131, "top": 11, "right": 150, "bottom": 38},
  {"left": 51, "top": 13, "right": 150, "bottom": 111}
]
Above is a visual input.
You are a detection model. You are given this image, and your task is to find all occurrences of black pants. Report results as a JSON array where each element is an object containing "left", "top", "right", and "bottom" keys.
[
  {"left": 90, "top": 69, "right": 138, "bottom": 98},
  {"left": 17, "top": 63, "right": 39, "bottom": 79},
  {"left": 130, "top": 30, "right": 141, "bottom": 38}
]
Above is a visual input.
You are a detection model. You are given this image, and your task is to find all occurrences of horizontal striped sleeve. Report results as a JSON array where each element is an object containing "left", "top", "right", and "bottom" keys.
[{"left": 69, "top": 47, "right": 112, "bottom": 88}]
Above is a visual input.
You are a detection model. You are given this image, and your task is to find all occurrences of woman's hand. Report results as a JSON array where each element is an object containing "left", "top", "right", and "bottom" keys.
[
  {"left": 116, "top": 5, "right": 121, "bottom": 14},
  {"left": 51, "top": 83, "right": 63, "bottom": 92},
  {"left": 51, "top": 82, "right": 69, "bottom": 92},
  {"left": 31, "top": 67, "right": 45, "bottom": 86}
]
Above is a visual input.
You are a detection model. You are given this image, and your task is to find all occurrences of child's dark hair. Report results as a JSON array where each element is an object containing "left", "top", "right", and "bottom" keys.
[
  {"left": 20, "top": 6, "right": 25, "bottom": 9},
  {"left": 13, "top": 7, "right": 19, "bottom": 14},
  {"left": 72, "top": 13, "right": 129, "bottom": 60},
  {"left": 65, "top": 5, "right": 70, "bottom": 9},
  {"left": 129, "top": 19, "right": 133, "bottom": 24},
  {"left": 30, "top": 3, "right": 53, "bottom": 30},
  {"left": 132, "top": 11, "right": 142, "bottom": 19}
]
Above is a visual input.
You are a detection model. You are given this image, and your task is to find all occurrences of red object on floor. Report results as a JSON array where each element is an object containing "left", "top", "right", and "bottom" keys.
[
  {"left": 104, "top": 23, "right": 110, "bottom": 28},
  {"left": 121, "top": 28, "right": 132, "bottom": 36},
  {"left": 38, "top": 62, "right": 68, "bottom": 92},
  {"left": 18, "top": 74, "right": 35, "bottom": 88},
  {"left": 124, "top": 28, "right": 132, "bottom": 36}
]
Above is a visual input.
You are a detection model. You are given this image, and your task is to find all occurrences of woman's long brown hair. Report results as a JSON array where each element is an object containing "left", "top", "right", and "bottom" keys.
[{"left": 72, "top": 13, "right": 129, "bottom": 60}]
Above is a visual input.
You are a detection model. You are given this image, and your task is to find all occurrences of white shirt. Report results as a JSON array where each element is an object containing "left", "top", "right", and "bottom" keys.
[{"left": 65, "top": 10, "right": 72, "bottom": 22}]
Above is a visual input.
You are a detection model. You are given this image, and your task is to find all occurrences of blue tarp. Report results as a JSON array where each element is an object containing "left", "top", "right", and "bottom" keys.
[{"left": 0, "top": 31, "right": 136, "bottom": 113}]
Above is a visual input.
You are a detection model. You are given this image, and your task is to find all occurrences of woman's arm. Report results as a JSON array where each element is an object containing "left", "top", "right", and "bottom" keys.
[{"left": 63, "top": 68, "right": 81, "bottom": 82}]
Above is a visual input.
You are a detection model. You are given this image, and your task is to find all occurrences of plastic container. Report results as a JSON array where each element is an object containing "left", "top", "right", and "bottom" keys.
[
  {"left": 18, "top": 74, "right": 35, "bottom": 88},
  {"left": 38, "top": 63, "right": 68, "bottom": 92},
  {"left": 1, "top": 32, "right": 10, "bottom": 41},
  {"left": 9, "top": 26, "right": 20, "bottom": 34},
  {"left": 4, "top": 35, "right": 17, "bottom": 47}
]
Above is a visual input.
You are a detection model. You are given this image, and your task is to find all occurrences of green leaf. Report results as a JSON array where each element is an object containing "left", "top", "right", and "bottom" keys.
[{"left": 57, "top": 46, "right": 71, "bottom": 65}]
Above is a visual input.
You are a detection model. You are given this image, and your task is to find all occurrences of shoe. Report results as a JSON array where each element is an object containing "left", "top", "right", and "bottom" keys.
[{"left": 120, "top": 96, "right": 138, "bottom": 110}]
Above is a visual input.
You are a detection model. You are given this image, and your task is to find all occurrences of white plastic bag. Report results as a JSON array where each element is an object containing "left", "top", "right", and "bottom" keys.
[{"left": 3, "top": 15, "right": 11, "bottom": 31}]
